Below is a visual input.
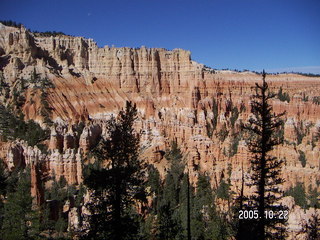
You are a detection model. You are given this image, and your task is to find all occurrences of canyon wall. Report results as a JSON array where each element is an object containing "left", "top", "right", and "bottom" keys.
[{"left": 1, "top": 23, "right": 320, "bottom": 236}]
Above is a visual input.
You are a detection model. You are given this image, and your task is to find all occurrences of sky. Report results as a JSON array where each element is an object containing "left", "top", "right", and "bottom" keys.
[{"left": 1, "top": 0, "right": 320, "bottom": 73}]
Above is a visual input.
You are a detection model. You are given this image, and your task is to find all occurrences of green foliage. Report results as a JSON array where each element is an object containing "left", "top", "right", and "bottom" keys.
[
  {"left": 206, "top": 118, "right": 214, "bottom": 138},
  {"left": 212, "top": 98, "right": 219, "bottom": 127},
  {"left": 0, "top": 20, "right": 22, "bottom": 28},
  {"left": 300, "top": 210, "right": 320, "bottom": 240},
  {"left": 0, "top": 103, "right": 50, "bottom": 147},
  {"left": 157, "top": 199, "right": 183, "bottom": 239},
  {"left": 298, "top": 150, "right": 307, "bottom": 167},
  {"left": 192, "top": 174, "right": 213, "bottom": 239},
  {"left": 217, "top": 123, "right": 228, "bottom": 142},
  {"left": 313, "top": 96, "right": 320, "bottom": 105},
  {"left": 40, "top": 89, "right": 53, "bottom": 126},
  {"left": 83, "top": 101, "right": 146, "bottom": 240},
  {"left": 0, "top": 159, "right": 7, "bottom": 232},
  {"left": 230, "top": 106, "right": 239, "bottom": 128},
  {"left": 142, "top": 143, "right": 235, "bottom": 240},
  {"left": 22, "top": 119, "right": 50, "bottom": 147},
  {"left": 296, "top": 72, "right": 320, "bottom": 77},
  {"left": 0, "top": 73, "right": 28, "bottom": 113},
  {"left": 33, "top": 31, "right": 66, "bottom": 37},
  {"left": 274, "top": 119, "right": 285, "bottom": 143},
  {"left": 0, "top": 159, "right": 6, "bottom": 196},
  {"left": 75, "top": 184, "right": 86, "bottom": 208},
  {"left": 209, "top": 98, "right": 219, "bottom": 137},
  {"left": 147, "top": 165, "right": 161, "bottom": 205},
  {"left": 10, "top": 78, "right": 28, "bottom": 113},
  {"left": 294, "top": 120, "right": 307, "bottom": 145},
  {"left": 285, "top": 183, "right": 308, "bottom": 209},
  {"left": 165, "top": 141, "right": 183, "bottom": 164},
  {"left": 312, "top": 128, "right": 320, "bottom": 149},
  {"left": 3, "top": 168, "right": 19, "bottom": 194},
  {"left": 73, "top": 122, "right": 85, "bottom": 138},
  {"left": 0, "top": 72, "right": 10, "bottom": 101},
  {"left": 205, "top": 98, "right": 219, "bottom": 138},
  {"left": 277, "top": 87, "right": 290, "bottom": 102},
  {"left": 194, "top": 174, "right": 233, "bottom": 240},
  {"left": 30, "top": 69, "right": 55, "bottom": 126},
  {"left": 46, "top": 176, "right": 68, "bottom": 202},
  {"left": 228, "top": 134, "right": 240, "bottom": 157},
  {"left": 1, "top": 168, "right": 40, "bottom": 240},
  {"left": 216, "top": 180, "right": 231, "bottom": 200},
  {"left": 240, "top": 72, "right": 287, "bottom": 239},
  {"left": 156, "top": 142, "right": 186, "bottom": 239},
  {"left": 139, "top": 214, "right": 156, "bottom": 240},
  {"left": 302, "top": 93, "right": 309, "bottom": 102},
  {"left": 0, "top": 104, "right": 13, "bottom": 141},
  {"left": 240, "top": 102, "right": 246, "bottom": 113},
  {"left": 55, "top": 213, "right": 68, "bottom": 239},
  {"left": 42, "top": 176, "right": 82, "bottom": 238},
  {"left": 0, "top": 69, "right": 52, "bottom": 143},
  {"left": 307, "top": 185, "right": 320, "bottom": 209}
]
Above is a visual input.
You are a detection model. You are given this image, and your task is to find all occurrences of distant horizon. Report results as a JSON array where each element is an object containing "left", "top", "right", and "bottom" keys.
[{"left": 1, "top": 0, "right": 319, "bottom": 74}]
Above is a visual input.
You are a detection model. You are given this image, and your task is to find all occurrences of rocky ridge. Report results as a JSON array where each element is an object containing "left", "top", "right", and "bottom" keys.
[{"left": 1, "top": 23, "right": 320, "bottom": 237}]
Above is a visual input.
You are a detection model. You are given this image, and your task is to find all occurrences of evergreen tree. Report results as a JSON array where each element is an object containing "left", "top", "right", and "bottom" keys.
[
  {"left": 239, "top": 71, "right": 287, "bottom": 240},
  {"left": 0, "top": 159, "right": 7, "bottom": 196},
  {"left": 1, "top": 168, "right": 40, "bottom": 240},
  {"left": 192, "top": 173, "right": 214, "bottom": 240},
  {"left": 0, "top": 104, "right": 15, "bottom": 141},
  {"left": 0, "top": 103, "right": 49, "bottom": 146},
  {"left": 0, "top": 71, "right": 10, "bottom": 101},
  {"left": 146, "top": 143, "right": 233, "bottom": 240},
  {"left": 192, "top": 173, "right": 232, "bottom": 240},
  {"left": 285, "top": 182, "right": 308, "bottom": 209},
  {"left": 300, "top": 210, "right": 320, "bottom": 240},
  {"left": 43, "top": 175, "right": 70, "bottom": 237},
  {"left": 83, "top": 101, "right": 146, "bottom": 240},
  {"left": 0, "top": 159, "right": 7, "bottom": 236},
  {"left": 156, "top": 141, "right": 185, "bottom": 240}
]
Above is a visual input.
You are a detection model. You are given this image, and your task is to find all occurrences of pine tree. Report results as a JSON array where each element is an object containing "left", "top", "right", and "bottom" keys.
[
  {"left": 0, "top": 104, "right": 14, "bottom": 141},
  {"left": 156, "top": 141, "right": 185, "bottom": 240},
  {"left": 300, "top": 210, "right": 320, "bottom": 240},
  {"left": 1, "top": 168, "right": 40, "bottom": 240},
  {"left": 0, "top": 159, "right": 7, "bottom": 236},
  {"left": 192, "top": 173, "right": 214, "bottom": 240},
  {"left": 83, "top": 101, "right": 146, "bottom": 240},
  {"left": 239, "top": 71, "right": 287, "bottom": 240},
  {"left": 0, "top": 159, "right": 6, "bottom": 196}
]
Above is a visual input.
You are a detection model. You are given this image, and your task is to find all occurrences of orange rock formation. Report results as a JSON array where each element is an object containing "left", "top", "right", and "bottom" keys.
[{"left": 1, "top": 23, "right": 320, "bottom": 235}]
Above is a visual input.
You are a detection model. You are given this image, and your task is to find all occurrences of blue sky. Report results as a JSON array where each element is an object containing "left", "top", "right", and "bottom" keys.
[{"left": 2, "top": 0, "right": 320, "bottom": 73}]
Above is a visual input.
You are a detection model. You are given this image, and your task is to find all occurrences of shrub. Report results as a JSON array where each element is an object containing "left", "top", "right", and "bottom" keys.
[
  {"left": 228, "top": 135, "right": 240, "bottom": 157},
  {"left": 302, "top": 93, "right": 309, "bottom": 102},
  {"left": 217, "top": 123, "right": 228, "bottom": 142},
  {"left": 206, "top": 119, "right": 214, "bottom": 138},
  {"left": 277, "top": 87, "right": 290, "bottom": 102},
  {"left": 313, "top": 96, "right": 320, "bottom": 105},
  {"left": 212, "top": 98, "right": 218, "bottom": 129},
  {"left": 0, "top": 104, "right": 49, "bottom": 148},
  {"left": 298, "top": 150, "right": 306, "bottom": 167},
  {"left": 216, "top": 180, "right": 231, "bottom": 200},
  {"left": 308, "top": 185, "right": 320, "bottom": 208},
  {"left": 294, "top": 120, "right": 306, "bottom": 145},
  {"left": 285, "top": 183, "right": 308, "bottom": 208},
  {"left": 33, "top": 31, "right": 66, "bottom": 37},
  {"left": 230, "top": 106, "right": 239, "bottom": 128},
  {"left": 0, "top": 20, "right": 22, "bottom": 28}
]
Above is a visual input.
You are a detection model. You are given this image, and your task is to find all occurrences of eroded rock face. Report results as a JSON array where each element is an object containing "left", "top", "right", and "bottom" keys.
[{"left": 1, "top": 23, "right": 320, "bottom": 238}]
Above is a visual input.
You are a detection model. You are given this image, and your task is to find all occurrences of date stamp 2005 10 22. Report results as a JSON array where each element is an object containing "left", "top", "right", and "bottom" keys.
[{"left": 238, "top": 210, "right": 289, "bottom": 220}]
